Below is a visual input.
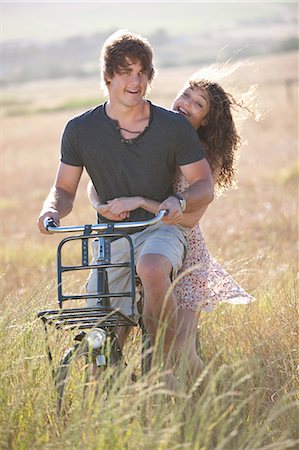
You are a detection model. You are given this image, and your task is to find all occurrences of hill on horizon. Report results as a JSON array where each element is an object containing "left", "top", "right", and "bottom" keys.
[{"left": 1, "top": 2, "right": 298, "bottom": 84}]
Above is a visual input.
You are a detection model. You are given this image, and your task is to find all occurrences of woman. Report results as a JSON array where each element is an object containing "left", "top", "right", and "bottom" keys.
[{"left": 88, "top": 69, "right": 254, "bottom": 384}]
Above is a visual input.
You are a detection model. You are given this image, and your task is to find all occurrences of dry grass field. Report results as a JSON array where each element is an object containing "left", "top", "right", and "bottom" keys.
[{"left": 1, "top": 50, "right": 298, "bottom": 449}]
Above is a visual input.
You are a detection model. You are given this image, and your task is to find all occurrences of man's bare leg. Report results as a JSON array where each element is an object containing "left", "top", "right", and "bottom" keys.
[
  {"left": 136, "top": 254, "right": 179, "bottom": 389},
  {"left": 137, "top": 254, "right": 177, "bottom": 351}
]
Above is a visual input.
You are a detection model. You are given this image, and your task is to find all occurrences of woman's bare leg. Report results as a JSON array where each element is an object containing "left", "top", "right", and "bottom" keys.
[{"left": 173, "top": 309, "right": 204, "bottom": 387}]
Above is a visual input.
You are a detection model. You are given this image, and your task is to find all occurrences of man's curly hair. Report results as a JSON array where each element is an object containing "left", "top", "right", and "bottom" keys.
[{"left": 101, "top": 30, "right": 156, "bottom": 87}]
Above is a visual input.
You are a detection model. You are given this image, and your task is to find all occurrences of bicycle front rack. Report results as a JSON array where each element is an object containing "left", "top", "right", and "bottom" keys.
[
  {"left": 38, "top": 306, "right": 136, "bottom": 330},
  {"left": 38, "top": 228, "right": 138, "bottom": 331}
]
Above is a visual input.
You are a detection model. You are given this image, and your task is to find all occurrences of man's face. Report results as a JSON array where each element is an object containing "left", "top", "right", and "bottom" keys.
[{"left": 106, "top": 58, "right": 149, "bottom": 108}]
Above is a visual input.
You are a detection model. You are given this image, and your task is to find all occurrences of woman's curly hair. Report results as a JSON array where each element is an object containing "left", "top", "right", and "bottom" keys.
[{"left": 189, "top": 77, "right": 243, "bottom": 192}]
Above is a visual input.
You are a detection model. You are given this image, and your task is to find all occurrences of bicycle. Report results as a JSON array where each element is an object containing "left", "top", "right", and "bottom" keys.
[{"left": 38, "top": 210, "right": 166, "bottom": 415}]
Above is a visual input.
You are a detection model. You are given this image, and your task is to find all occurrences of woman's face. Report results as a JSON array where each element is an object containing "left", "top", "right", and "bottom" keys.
[{"left": 172, "top": 85, "right": 210, "bottom": 129}]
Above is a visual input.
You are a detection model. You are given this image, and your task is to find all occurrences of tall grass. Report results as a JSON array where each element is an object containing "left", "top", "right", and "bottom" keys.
[
  {"left": 1, "top": 52, "right": 298, "bottom": 449},
  {"left": 0, "top": 267, "right": 298, "bottom": 450}
]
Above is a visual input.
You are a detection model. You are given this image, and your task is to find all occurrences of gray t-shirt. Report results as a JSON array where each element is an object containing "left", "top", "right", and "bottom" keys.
[{"left": 61, "top": 101, "right": 204, "bottom": 222}]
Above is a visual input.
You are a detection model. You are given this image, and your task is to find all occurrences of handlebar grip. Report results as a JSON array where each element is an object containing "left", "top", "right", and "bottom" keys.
[{"left": 44, "top": 217, "right": 58, "bottom": 231}]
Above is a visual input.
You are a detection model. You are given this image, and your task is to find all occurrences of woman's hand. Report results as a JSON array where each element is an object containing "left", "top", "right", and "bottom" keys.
[
  {"left": 97, "top": 204, "right": 129, "bottom": 221},
  {"left": 95, "top": 196, "right": 143, "bottom": 221},
  {"left": 107, "top": 197, "right": 143, "bottom": 216},
  {"left": 87, "top": 182, "right": 159, "bottom": 221}
]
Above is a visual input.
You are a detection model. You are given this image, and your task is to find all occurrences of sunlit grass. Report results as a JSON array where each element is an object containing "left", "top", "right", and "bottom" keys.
[
  {"left": 277, "top": 164, "right": 299, "bottom": 185},
  {"left": 0, "top": 270, "right": 298, "bottom": 449},
  {"left": 0, "top": 198, "right": 20, "bottom": 211},
  {"left": 1, "top": 52, "right": 298, "bottom": 449},
  {"left": 3, "top": 96, "right": 105, "bottom": 116}
]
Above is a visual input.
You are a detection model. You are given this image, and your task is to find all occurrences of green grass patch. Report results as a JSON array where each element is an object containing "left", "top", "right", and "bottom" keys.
[
  {"left": 0, "top": 198, "right": 20, "bottom": 211},
  {"left": 0, "top": 96, "right": 31, "bottom": 107},
  {"left": 277, "top": 163, "right": 299, "bottom": 184},
  {"left": 4, "top": 97, "right": 105, "bottom": 116}
]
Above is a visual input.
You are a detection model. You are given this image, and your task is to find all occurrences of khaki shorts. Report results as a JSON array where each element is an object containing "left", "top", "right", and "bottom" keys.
[{"left": 86, "top": 223, "right": 188, "bottom": 316}]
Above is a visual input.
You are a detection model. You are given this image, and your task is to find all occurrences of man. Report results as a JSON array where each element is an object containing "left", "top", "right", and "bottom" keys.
[{"left": 38, "top": 30, "right": 213, "bottom": 364}]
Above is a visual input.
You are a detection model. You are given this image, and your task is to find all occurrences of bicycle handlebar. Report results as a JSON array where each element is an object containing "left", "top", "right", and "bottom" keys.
[{"left": 44, "top": 209, "right": 168, "bottom": 234}]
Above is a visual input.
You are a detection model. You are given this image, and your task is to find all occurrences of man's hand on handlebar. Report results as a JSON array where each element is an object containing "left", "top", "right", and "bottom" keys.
[
  {"left": 38, "top": 209, "right": 60, "bottom": 234},
  {"left": 158, "top": 196, "right": 183, "bottom": 225}
]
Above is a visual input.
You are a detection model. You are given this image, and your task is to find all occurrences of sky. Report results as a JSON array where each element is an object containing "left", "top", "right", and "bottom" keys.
[{"left": 2, "top": 1, "right": 297, "bottom": 43}]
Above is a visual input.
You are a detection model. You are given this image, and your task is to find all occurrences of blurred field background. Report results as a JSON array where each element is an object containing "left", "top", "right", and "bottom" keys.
[{"left": 1, "top": 2, "right": 298, "bottom": 449}]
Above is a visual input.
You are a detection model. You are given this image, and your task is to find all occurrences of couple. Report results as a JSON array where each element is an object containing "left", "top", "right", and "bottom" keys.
[{"left": 38, "top": 30, "right": 253, "bottom": 386}]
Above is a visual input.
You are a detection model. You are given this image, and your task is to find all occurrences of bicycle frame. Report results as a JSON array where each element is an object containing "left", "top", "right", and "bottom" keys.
[
  {"left": 38, "top": 210, "right": 166, "bottom": 362},
  {"left": 38, "top": 211, "right": 166, "bottom": 410}
]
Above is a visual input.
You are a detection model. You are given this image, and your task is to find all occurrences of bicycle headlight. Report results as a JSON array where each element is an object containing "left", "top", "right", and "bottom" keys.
[{"left": 86, "top": 328, "right": 107, "bottom": 350}]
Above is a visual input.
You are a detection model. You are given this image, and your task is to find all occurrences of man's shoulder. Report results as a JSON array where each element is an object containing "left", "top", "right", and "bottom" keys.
[
  {"left": 66, "top": 104, "right": 104, "bottom": 127},
  {"left": 150, "top": 102, "right": 193, "bottom": 128},
  {"left": 151, "top": 102, "right": 178, "bottom": 119}
]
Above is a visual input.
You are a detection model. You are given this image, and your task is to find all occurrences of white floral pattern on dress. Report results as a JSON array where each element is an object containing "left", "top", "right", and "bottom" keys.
[{"left": 173, "top": 174, "right": 254, "bottom": 312}]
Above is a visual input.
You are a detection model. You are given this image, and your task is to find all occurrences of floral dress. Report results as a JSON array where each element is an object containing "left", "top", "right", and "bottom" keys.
[{"left": 173, "top": 174, "right": 254, "bottom": 312}]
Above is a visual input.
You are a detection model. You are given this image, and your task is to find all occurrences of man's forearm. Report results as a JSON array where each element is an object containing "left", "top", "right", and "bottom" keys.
[
  {"left": 180, "top": 179, "right": 214, "bottom": 213},
  {"left": 41, "top": 186, "right": 75, "bottom": 219}
]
